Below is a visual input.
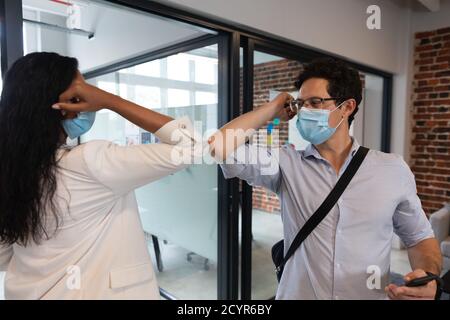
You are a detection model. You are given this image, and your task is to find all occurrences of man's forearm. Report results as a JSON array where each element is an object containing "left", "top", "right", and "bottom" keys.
[
  {"left": 209, "top": 96, "right": 285, "bottom": 161},
  {"left": 108, "top": 96, "right": 173, "bottom": 133},
  {"left": 407, "top": 238, "right": 442, "bottom": 275}
]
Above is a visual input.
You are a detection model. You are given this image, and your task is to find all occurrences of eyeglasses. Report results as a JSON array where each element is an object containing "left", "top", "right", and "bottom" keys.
[{"left": 288, "top": 97, "right": 342, "bottom": 112}]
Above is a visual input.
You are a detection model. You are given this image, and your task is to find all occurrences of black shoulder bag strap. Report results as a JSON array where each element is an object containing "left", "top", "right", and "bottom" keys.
[{"left": 275, "top": 146, "right": 370, "bottom": 279}]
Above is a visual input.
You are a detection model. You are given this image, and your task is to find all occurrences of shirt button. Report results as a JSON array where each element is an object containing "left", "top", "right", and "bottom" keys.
[
  {"left": 337, "top": 263, "right": 341, "bottom": 268},
  {"left": 180, "top": 124, "right": 186, "bottom": 129},
  {"left": 335, "top": 295, "right": 339, "bottom": 300},
  {"left": 337, "top": 229, "right": 342, "bottom": 234}
]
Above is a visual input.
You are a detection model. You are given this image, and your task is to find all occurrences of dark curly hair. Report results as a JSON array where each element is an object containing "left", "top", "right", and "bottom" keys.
[
  {"left": 0, "top": 52, "right": 78, "bottom": 246},
  {"left": 294, "top": 57, "right": 362, "bottom": 127}
]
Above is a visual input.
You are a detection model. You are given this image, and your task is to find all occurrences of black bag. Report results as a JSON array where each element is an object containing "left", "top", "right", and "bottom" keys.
[{"left": 272, "top": 146, "right": 369, "bottom": 282}]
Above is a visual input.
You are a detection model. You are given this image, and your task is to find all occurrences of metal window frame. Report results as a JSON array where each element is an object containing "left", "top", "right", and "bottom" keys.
[
  {"left": 240, "top": 37, "right": 254, "bottom": 300},
  {"left": 381, "top": 76, "right": 393, "bottom": 152},
  {"left": 217, "top": 31, "right": 241, "bottom": 300},
  {"left": 83, "top": 34, "right": 218, "bottom": 79},
  {"left": 0, "top": 0, "right": 24, "bottom": 76}
]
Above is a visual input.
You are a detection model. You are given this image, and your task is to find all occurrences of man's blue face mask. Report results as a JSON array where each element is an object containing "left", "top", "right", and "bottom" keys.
[
  {"left": 62, "top": 112, "right": 96, "bottom": 140},
  {"left": 296, "top": 102, "right": 345, "bottom": 145}
]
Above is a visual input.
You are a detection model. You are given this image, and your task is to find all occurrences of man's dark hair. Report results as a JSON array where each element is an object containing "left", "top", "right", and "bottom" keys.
[{"left": 294, "top": 57, "right": 362, "bottom": 127}]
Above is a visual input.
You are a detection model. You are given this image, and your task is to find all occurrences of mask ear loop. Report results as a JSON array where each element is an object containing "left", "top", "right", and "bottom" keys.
[
  {"left": 332, "top": 117, "right": 345, "bottom": 129},
  {"left": 330, "top": 100, "right": 347, "bottom": 129},
  {"left": 330, "top": 100, "right": 346, "bottom": 113}
]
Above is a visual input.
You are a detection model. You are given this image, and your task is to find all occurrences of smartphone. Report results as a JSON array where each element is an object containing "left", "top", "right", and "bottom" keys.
[{"left": 405, "top": 275, "right": 436, "bottom": 287}]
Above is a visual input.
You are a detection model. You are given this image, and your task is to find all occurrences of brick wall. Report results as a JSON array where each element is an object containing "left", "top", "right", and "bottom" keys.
[{"left": 411, "top": 27, "right": 450, "bottom": 215}]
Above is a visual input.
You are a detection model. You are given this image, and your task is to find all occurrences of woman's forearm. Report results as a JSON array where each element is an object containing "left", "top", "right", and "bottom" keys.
[{"left": 108, "top": 96, "right": 173, "bottom": 133}]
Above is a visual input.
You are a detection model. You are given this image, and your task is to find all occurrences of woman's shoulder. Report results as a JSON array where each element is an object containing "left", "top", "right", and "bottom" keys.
[
  {"left": 58, "top": 139, "right": 111, "bottom": 155},
  {"left": 57, "top": 140, "right": 114, "bottom": 167},
  {"left": 56, "top": 140, "right": 116, "bottom": 181},
  {"left": 79, "top": 139, "right": 115, "bottom": 148}
]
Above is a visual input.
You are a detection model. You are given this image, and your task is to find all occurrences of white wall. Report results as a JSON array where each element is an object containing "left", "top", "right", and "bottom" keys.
[
  {"left": 390, "top": 7, "right": 414, "bottom": 162},
  {"left": 411, "top": 0, "right": 450, "bottom": 33},
  {"left": 161, "top": 0, "right": 410, "bottom": 73},
  {"left": 364, "top": 74, "right": 385, "bottom": 151}
]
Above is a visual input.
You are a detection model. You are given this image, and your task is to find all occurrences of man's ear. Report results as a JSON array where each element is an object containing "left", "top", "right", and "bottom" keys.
[{"left": 342, "top": 99, "right": 356, "bottom": 118}]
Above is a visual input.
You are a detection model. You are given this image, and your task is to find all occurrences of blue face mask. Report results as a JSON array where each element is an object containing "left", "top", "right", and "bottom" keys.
[
  {"left": 296, "top": 103, "right": 345, "bottom": 145},
  {"left": 62, "top": 112, "right": 96, "bottom": 140}
]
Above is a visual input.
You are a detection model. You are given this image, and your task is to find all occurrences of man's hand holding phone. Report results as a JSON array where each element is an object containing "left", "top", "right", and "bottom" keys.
[{"left": 385, "top": 269, "right": 442, "bottom": 300}]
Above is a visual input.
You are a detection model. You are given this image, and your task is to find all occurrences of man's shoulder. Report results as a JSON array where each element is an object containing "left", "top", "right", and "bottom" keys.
[
  {"left": 367, "top": 149, "right": 403, "bottom": 163},
  {"left": 365, "top": 149, "right": 410, "bottom": 171},
  {"left": 279, "top": 144, "right": 304, "bottom": 155},
  {"left": 278, "top": 144, "right": 305, "bottom": 161}
]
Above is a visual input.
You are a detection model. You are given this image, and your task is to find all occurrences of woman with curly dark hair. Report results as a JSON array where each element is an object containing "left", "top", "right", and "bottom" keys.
[{"left": 0, "top": 52, "right": 197, "bottom": 299}]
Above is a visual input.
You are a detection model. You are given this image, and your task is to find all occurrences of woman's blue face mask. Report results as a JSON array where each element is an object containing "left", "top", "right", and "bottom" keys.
[
  {"left": 62, "top": 111, "right": 96, "bottom": 140},
  {"left": 296, "top": 102, "right": 345, "bottom": 145}
]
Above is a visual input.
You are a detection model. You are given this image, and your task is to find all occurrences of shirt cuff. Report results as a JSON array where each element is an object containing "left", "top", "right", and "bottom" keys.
[{"left": 154, "top": 116, "right": 196, "bottom": 145}]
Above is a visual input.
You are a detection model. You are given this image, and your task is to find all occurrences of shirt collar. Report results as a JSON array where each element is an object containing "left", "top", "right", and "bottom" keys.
[{"left": 303, "top": 137, "right": 360, "bottom": 161}]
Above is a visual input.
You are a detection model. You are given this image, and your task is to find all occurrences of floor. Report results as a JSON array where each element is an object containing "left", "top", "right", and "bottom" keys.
[
  {"left": 152, "top": 209, "right": 284, "bottom": 299},
  {"left": 0, "top": 210, "right": 413, "bottom": 300}
]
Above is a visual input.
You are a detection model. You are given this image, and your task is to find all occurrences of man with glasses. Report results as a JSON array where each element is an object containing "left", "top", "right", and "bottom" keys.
[{"left": 208, "top": 58, "right": 442, "bottom": 299}]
